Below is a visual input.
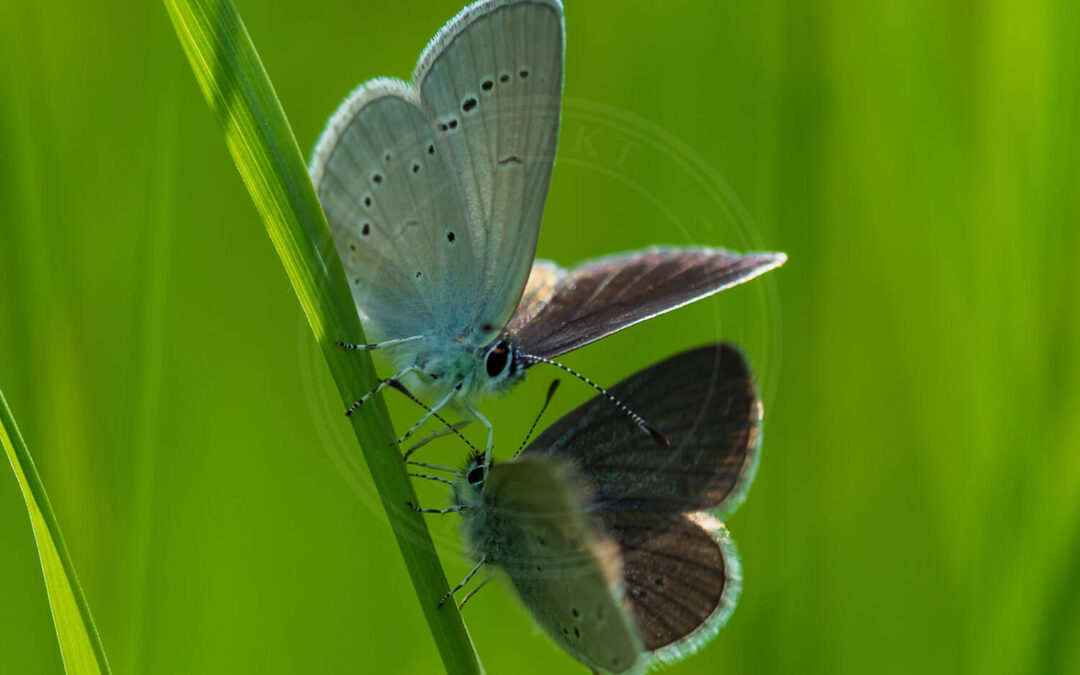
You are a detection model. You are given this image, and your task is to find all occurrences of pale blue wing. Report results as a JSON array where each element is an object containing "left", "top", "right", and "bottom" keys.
[
  {"left": 480, "top": 458, "right": 646, "bottom": 673},
  {"left": 415, "top": 0, "right": 564, "bottom": 337},
  {"left": 310, "top": 79, "right": 478, "bottom": 340}
]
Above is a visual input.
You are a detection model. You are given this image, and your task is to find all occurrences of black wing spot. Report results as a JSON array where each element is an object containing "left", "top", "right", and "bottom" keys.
[
  {"left": 415, "top": 271, "right": 421, "bottom": 279},
  {"left": 481, "top": 79, "right": 494, "bottom": 91},
  {"left": 437, "top": 122, "right": 448, "bottom": 132},
  {"left": 372, "top": 173, "right": 382, "bottom": 184},
  {"left": 519, "top": 69, "right": 529, "bottom": 78},
  {"left": 573, "top": 627, "right": 581, "bottom": 639},
  {"left": 427, "top": 143, "right": 435, "bottom": 155},
  {"left": 361, "top": 223, "right": 371, "bottom": 236},
  {"left": 448, "top": 119, "right": 459, "bottom": 130},
  {"left": 353, "top": 278, "right": 359, "bottom": 285},
  {"left": 412, "top": 163, "right": 420, "bottom": 174},
  {"left": 462, "top": 97, "right": 477, "bottom": 112},
  {"left": 349, "top": 244, "right": 356, "bottom": 251},
  {"left": 499, "top": 73, "right": 510, "bottom": 83},
  {"left": 571, "top": 608, "right": 580, "bottom": 619},
  {"left": 384, "top": 152, "right": 391, "bottom": 162},
  {"left": 363, "top": 195, "right": 372, "bottom": 207},
  {"left": 447, "top": 232, "right": 456, "bottom": 243},
  {"left": 497, "top": 155, "right": 524, "bottom": 165},
  {"left": 481, "top": 323, "right": 493, "bottom": 332}
]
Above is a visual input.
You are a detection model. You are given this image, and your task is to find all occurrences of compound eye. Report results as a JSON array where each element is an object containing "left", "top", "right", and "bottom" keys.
[
  {"left": 485, "top": 341, "right": 511, "bottom": 378},
  {"left": 467, "top": 465, "right": 485, "bottom": 485}
]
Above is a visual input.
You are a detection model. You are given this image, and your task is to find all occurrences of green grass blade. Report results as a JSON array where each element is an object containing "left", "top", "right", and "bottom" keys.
[
  {"left": 0, "top": 392, "right": 112, "bottom": 675},
  {"left": 161, "top": 1, "right": 482, "bottom": 672}
]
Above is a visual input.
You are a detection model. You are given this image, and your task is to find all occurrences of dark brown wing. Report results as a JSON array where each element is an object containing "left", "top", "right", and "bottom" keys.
[
  {"left": 504, "top": 247, "right": 785, "bottom": 359},
  {"left": 523, "top": 343, "right": 761, "bottom": 515},
  {"left": 602, "top": 510, "right": 739, "bottom": 657}
]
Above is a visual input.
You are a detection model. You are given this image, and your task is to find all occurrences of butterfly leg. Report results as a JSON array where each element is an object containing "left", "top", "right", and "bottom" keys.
[
  {"left": 407, "top": 472, "right": 454, "bottom": 486},
  {"left": 407, "top": 461, "right": 460, "bottom": 476},
  {"left": 393, "top": 388, "right": 456, "bottom": 447},
  {"left": 464, "top": 402, "right": 495, "bottom": 463},
  {"left": 335, "top": 335, "right": 423, "bottom": 351},
  {"left": 344, "top": 366, "right": 419, "bottom": 416},
  {"left": 438, "top": 557, "right": 486, "bottom": 609},
  {"left": 406, "top": 502, "right": 471, "bottom": 515},
  {"left": 401, "top": 421, "right": 471, "bottom": 461},
  {"left": 457, "top": 577, "right": 490, "bottom": 611}
]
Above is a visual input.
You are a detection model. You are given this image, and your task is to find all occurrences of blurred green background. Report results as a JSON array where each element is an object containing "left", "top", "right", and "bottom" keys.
[{"left": 2, "top": 0, "right": 1079, "bottom": 673}]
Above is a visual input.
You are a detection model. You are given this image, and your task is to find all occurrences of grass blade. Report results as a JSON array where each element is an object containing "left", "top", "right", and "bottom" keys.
[
  {"left": 161, "top": 1, "right": 482, "bottom": 672},
  {"left": 0, "top": 391, "right": 112, "bottom": 675}
]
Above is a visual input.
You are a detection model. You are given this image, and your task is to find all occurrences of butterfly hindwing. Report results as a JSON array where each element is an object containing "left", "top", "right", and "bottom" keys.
[
  {"left": 506, "top": 248, "right": 786, "bottom": 359},
  {"left": 525, "top": 343, "right": 762, "bottom": 514},
  {"left": 503, "top": 259, "right": 566, "bottom": 337},
  {"left": 309, "top": 79, "right": 479, "bottom": 340},
  {"left": 603, "top": 510, "right": 740, "bottom": 663}
]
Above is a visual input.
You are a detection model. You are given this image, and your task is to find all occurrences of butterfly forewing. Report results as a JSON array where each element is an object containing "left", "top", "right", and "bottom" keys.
[
  {"left": 416, "top": 0, "right": 564, "bottom": 334},
  {"left": 310, "top": 80, "right": 480, "bottom": 340},
  {"left": 476, "top": 458, "right": 645, "bottom": 674},
  {"left": 524, "top": 343, "right": 762, "bottom": 514},
  {"left": 507, "top": 248, "right": 786, "bottom": 359}
]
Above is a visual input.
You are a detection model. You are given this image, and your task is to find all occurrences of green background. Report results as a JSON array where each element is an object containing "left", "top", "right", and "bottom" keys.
[{"left": 2, "top": 0, "right": 1078, "bottom": 673}]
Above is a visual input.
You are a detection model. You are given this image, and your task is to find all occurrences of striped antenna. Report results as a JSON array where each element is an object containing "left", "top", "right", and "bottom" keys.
[
  {"left": 516, "top": 352, "right": 670, "bottom": 448},
  {"left": 511, "top": 380, "right": 561, "bottom": 461}
]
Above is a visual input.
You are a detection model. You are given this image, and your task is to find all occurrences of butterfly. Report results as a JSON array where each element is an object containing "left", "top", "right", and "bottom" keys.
[
  {"left": 410, "top": 343, "right": 761, "bottom": 673},
  {"left": 308, "top": 0, "right": 784, "bottom": 454}
]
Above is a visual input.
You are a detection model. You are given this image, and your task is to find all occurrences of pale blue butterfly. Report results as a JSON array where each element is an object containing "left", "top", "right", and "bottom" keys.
[{"left": 309, "top": 0, "right": 785, "bottom": 455}]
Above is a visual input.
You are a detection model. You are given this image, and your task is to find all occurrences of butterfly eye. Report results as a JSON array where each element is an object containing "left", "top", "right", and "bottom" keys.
[
  {"left": 466, "top": 465, "right": 485, "bottom": 485},
  {"left": 485, "top": 341, "right": 512, "bottom": 378}
]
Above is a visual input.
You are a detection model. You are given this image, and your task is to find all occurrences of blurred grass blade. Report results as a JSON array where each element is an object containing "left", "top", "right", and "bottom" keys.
[
  {"left": 0, "top": 391, "right": 112, "bottom": 675},
  {"left": 162, "top": 1, "right": 482, "bottom": 672}
]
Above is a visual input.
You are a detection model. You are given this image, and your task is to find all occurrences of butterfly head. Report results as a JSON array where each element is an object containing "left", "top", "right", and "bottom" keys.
[{"left": 452, "top": 449, "right": 491, "bottom": 510}]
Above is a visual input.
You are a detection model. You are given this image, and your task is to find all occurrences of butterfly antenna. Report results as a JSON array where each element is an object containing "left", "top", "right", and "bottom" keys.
[
  {"left": 517, "top": 352, "right": 669, "bottom": 448},
  {"left": 511, "top": 379, "right": 561, "bottom": 461},
  {"left": 383, "top": 380, "right": 481, "bottom": 458}
]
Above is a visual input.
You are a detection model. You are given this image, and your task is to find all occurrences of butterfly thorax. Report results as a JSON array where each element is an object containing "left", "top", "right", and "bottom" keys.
[
  {"left": 450, "top": 454, "right": 546, "bottom": 568},
  {"left": 405, "top": 336, "right": 527, "bottom": 403}
]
